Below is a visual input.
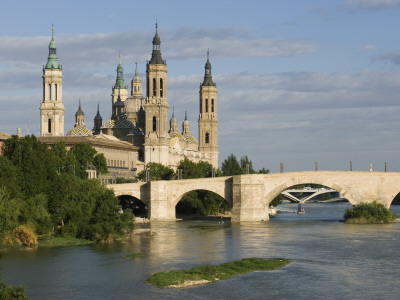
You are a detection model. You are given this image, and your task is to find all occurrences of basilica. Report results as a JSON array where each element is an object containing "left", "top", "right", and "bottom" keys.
[{"left": 38, "top": 25, "right": 218, "bottom": 178}]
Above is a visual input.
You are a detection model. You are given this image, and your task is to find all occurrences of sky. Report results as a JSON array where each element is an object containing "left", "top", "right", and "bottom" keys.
[{"left": 1, "top": 0, "right": 400, "bottom": 173}]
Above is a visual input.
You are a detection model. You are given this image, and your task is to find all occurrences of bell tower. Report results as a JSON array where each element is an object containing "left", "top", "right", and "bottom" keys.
[
  {"left": 40, "top": 26, "right": 64, "bottom": 137},
  {"left": 198, "top": 50, "right": 218, "bottom": 168},
  {"left": 143, "top": 22, "right": 170, "bottom": 165}
]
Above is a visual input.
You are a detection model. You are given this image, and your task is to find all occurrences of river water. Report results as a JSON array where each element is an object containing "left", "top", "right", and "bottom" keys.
[{"left": 1, "top": 203, "right": 400, "bottom": 300}]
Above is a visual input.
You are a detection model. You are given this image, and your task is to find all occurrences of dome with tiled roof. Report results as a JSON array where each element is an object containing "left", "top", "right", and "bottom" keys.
[
  {"left": 103, "top": 118, "right": 134, "bottom": 129},
  {"left": 66, "top": 100, "right": 92, "bottom": 136},
  {"left": 169, "top": 132, "right": 198, "bottom": 143},
  {"left": 66, "top": 126, "right": 92, "bottom": 136}
]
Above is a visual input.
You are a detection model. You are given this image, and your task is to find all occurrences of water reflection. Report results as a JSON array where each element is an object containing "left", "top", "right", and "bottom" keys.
[{"left": 1, "top": 203, "right": 399, "bottom": 300}]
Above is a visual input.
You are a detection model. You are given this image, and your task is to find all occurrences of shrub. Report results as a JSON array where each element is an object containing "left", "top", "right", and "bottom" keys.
[
  {"left": 13, "top": 225, "right": 37, "bottom": 247},
  {"left": 344, "top": 201, "right": 397, "bottom": 224}
]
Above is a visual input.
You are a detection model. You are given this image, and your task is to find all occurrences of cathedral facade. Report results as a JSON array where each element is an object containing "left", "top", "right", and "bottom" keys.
[{"left": 40, "top": 25, "right": 218, "bottom": 175}]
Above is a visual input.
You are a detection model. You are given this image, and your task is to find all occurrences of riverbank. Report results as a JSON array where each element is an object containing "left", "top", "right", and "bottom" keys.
[{"left": 146, "top": 258, "right": 291, "bottom": 288}]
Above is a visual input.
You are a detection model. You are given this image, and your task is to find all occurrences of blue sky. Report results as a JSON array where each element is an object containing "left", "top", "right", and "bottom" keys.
[{"left": 1, "top": 0, "right": 400, "bottom": 172}]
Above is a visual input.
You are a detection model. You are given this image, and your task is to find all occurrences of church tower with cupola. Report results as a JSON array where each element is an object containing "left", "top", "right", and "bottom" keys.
[
  {"left": 111, "top": 54, "right": 128, "bottom": 110},
  {"left": 143, "top": 23, "right": 170, "bottom": 164},
  {"left": 40, "top": 26, "right": 65, "bottom": 137},
  {"left": 198, "top": 51, "right": 218, "bottom": 167}
]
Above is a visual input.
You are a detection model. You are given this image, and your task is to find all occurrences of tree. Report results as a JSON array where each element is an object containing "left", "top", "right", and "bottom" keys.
[
  {"left": 0, "top": 156, "right": 21, "bottom": 198},
  {"left": 221, "top": 154, "right": 243, "bottom": 176},
  {"left": 67, "top": 143, "right": 107, "bottom": 178},
  {"left": 136, "top": 163, "right": 175, "bottom": 181},
  {"left": 240, "top": 156, "right": 256, "bottom": 174},
  {"left": 258, "top": 167, "right": 270, "bottom": 174},
  {"left": 3, "top": 135, "right": 58, "bottom": 197},
  {"left": 177, "top": 157, "right": 213, "bottom": 179},
  {"left": 0, "top": 187, "right": 19, "bottom": 243}
]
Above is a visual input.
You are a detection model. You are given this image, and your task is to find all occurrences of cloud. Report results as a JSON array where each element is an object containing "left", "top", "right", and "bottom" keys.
[
  {"left": 341, "top": 0, "right": 400, "bottom": 11},
  {"left": 0, "top": 27, "right": 317, "bottom": 71},
  {"left": 372, "top": 51, "right": 400, "bottom": 65},
  {"left": 360, "top": 45, "right": 377, "bottom": 52}
]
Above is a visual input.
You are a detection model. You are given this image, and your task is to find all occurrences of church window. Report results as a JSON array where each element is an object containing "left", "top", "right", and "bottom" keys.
[
  {"left": 55, "top": 84, "right": 58, "bottom": 100},
  {"left": 153, "top": 116, "right": 157, "bottom": 131},
  {"left": 153, "top": 78, "right": 156, "bottom": 96},
  {"left": 206, "top": 99, "right": 208, "bottom": 112},
  {"left": 48, "top": 119, "right": 52, "bottom": 133},
  {"left": 205, "top": 132, "right": 210, "bottom": 144},
  {"left": 134, "top": 86, "right": 136, "bottom": 92},
  {"left": 48, "top": 84, "right": 51, "bottom": 100},
  {"left": 211, "top": 99, "right": 214, "bottom": 112},
  {"left": 160, "top": 78, "right": 163, "bottom": 97},
  {"left": 147, "top": 77, "right": 149, "bottom": 97}
]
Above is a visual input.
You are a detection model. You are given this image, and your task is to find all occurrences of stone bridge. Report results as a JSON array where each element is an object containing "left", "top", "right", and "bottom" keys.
[{"left": 107, "top": 171, "right": 400, "bottom": 221}]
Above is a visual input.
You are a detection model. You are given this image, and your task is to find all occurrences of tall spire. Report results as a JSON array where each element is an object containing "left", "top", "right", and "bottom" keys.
[
  {"left": 114, "top": 53, "right": 126, "bottom": 89},
  {"left": 202, "top": 49, "right": 215, "bottom": 86},
  {"left": 45, "top": 25, "right": 60, "bottom": 69},
  {"left": 149, "top": 22, "right": 165, "bottom": 65}
]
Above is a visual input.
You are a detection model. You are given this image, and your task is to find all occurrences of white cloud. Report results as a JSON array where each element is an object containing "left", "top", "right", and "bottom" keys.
[{"left": 341, "top": 0, "right": 400, "bottom": 11}]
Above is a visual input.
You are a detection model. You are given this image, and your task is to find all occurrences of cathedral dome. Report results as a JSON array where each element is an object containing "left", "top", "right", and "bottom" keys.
[{"left": 66, "top": 127, "right": 92, "bottom": 136}]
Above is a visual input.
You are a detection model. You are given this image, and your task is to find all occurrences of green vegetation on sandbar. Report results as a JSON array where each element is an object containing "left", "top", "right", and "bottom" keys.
[
  {"left": 344, "top": 201, "right": 397, "bottom": 224},
  {"left": 124, "top": 253, "right": 144, "bottom": 259},
  {"left": 146, "top": 257, "right": 291, "bottom": 288},
  {"left": 38, "top": 236, "right": 93, "bottom": 247}
]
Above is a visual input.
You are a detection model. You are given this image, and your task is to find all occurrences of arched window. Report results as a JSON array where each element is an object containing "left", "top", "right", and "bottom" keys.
[
  {"left": 206, "top": 99, "right": 208, "bottom": 112},
  {"left": 48, "top": 119, "right": 52, "bottom": 133},
  {"left": 153, "top": 78, "right": 156, "bottom": 96},
  {"left": 160, "top": 78, "right": 163, "bottom": 97},
  {"left": 134, "top": 86, "right": 136, "bottom": 92},
  {"left": 153, "top": 116, "right": 157, "bottom": 131},
  {"left": 146, "top": 77, "right": 149, "bottom": 97},
  {"left": 205, "top": 132, "right": 210, "bottom": 144},
  {"left": 211, "top": 99, "right": 214, "bottom": 112},
  {"left": 48, "top": 84, "right": 51, "bottom": 100},
  {"left": 55, "top": 84, "right": 58, "bottom": 100}
]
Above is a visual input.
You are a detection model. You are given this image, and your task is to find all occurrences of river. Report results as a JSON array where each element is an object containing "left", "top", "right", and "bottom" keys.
[{"left": 1, "top": 203, "right": 400, "bottom": 299}]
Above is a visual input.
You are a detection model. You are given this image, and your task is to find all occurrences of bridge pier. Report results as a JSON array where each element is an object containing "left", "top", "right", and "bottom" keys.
[
  {"left": 148, "top": 181, "right": 175, "bottom": 221},
  {"left": 232, "top": 175, "right": 269, "bottom": 221}
]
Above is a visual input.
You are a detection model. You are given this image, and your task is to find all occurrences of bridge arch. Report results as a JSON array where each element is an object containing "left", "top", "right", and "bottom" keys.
[
  {"left": 264, "top": 179, "right": 356, "bottom": 207},
  {"left": 118, "top": 194, "right": 148, "bottom": 217},
  {"left": 168, "top": 178, "right": 232, "bottom": 207},
  {"left": 174, "top": 189, "right": 231, "bottom": 216}
]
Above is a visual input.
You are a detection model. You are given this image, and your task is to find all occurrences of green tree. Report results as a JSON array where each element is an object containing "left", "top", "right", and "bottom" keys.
[
  {"left": 93, "top": 153, "right": 108, "bottom": 174},
  {"left": 240, "top": 156, "right": 256, "bottom": 174},
  {"left": 177, "top": 157, "right": 213, "bottom": 179},
  {"left": 3, "top": 135, "right": 58, "bottom": 197},
  {"left": 136, "top": 163, "right": 175, "bottom": 181},
  {"left": 0, "top": 187, "right": 20, "bottom": 242},
  {"left": 258, "top": 167, "right": 270, "bottom": 174},
  {"left": 221, "top": 154, "right": 243, "bottom": 176},
  {"left": 0, "top": 156, "right": 21, "bottom": 198},
  {"left": 0, "top": 277, "right": 28, "bottom": 300},
  {"left": 19, "top": 194, "right": 52, "bottom": 235}
]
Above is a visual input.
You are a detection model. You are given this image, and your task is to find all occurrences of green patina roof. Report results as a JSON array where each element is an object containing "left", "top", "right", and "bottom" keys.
[
  {"left": 202, "top": 50, "right": 215, "bottom": 87},
  {"left": 45, "top": 27, "right": 60, "bottom": 69},
  {"left": 114, "top": 54, "right": 127, "bottom": 89}
]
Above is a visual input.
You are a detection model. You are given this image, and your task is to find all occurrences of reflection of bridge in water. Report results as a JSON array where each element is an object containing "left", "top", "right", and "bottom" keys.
[
  {"left": 108, "top": 171, "right": 400, "bottom": 222},
  {"left": 282, "top": 188, "right": 341, "bottom": 203}
]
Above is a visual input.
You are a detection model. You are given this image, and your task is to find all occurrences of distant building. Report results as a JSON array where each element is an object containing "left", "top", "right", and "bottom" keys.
[{"left": 39, "top": 24, "right": 219, "bottom": 179}]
